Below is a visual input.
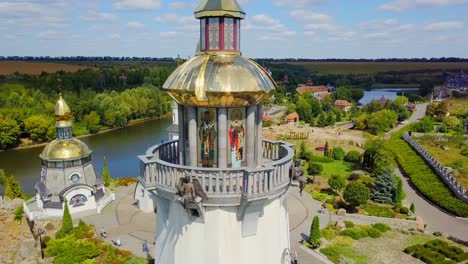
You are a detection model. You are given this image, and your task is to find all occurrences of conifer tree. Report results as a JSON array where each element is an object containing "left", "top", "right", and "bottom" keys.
[
  {"left": 410, "top": 202, "right": 415, "bottom": 214},
  {"left": 102, "top": 156, "right": 111, "bottom": 187},
  {"left": 62, "top": 201, "right": 73, "bottom": 234},
  {"left": 371, "top": 167, "right": 396, "bottom": 204},
  {"left": 4, "top": 175, "right": 24, "bottom": 199},
  {"left": 394, "top": 177, "right": 404, "bottom": 207},
  {"left": 309, "top": 216, "right": 321, "bottom": 248}
]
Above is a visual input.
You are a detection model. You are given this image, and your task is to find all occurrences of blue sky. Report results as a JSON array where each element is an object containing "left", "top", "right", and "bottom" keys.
[{"left": 0, "top": 0, "right": 467, "bottom": 58}]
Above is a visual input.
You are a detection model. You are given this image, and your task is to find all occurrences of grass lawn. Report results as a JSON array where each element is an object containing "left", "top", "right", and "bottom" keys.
[
  {"left": 320, "top": 160, "right": 355, "bottom": 179},
  {"left": 414, "top": 135, "right": 468, "bottom": 189},
  {"left": 445, "top": 97, "right": 468, "bottom": 115},
  {"left": 361, "top": 203, "right": 396, "bottom": 218}
]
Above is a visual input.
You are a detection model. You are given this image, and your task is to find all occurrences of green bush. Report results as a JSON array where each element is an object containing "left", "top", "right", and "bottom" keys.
[
  {"left": 344, "top": 221, "right": 354, "bottom": 228},
  {"left": 387, "top": 132, "right": 468, "bottom": 217},
  {"left": 320, "top": 245, "right": 337, "bottom": 257},
  {"left": 45, "top": 236, "right": 102, "bottom": 264},
  {"left": 461, "top": 145, "right": 468, "bottom": 157},
  {"left": 328, "top": 175, "right": 347, "bottom": 194},
  {"left": 307, "top": 162, "right": 323, "bottom": 177},
  {"left": 333, "top": 146, "right": 346, "bottom": 160},
  {"left": 363, "top": 204, "right": 396, "bottom": 218},
  {"left": 433, "top": 231, "right": 441, "bottom": 237},
  {"left": 367, "top": 227, "right": 382, "bottom": 238},
  {"left": 413, "top": 245, "right": 430, "bottom": 259},
  {"left": 61, "top": 202, "right": 73, "bottom": 234},
  {"left": 399, "top": 207, "right": 409, "bottom": 214},
  {"left": 344, "top": 182, "right": 370, "bottom": 207},
  {"left": 344, "top": 150, "right": 361, "bottom": 163},
  {"left": 452, "top": 252, "right": 468, "bottom": 262},
  {"left": 321, "top": 228, "right": 338, "bottom": 241},
  {"left": 372, "top": 223, "right": 391, "bottom": 232},
  {"left": 420, "top": 251, "right": 445, "bottom": 264},
  {"left": 14, "top": 205, "right": 24, "bottom": 221},
  {"left": 312, "top": 192, "right": 328, "bottom": 201},
  {"left": 333, "top": 236, "right": 354, "bottom": 247},
  {"left": 404, "top": 245, "right": 420, "bottom": 254},
  {"left": 340, "top": 227, "right": 368, "bottom": 240},
  {"left": 309, "top": 216, "right": 321, "bottom": 248},
  {"left": 410, "top": 202, "right": 415, "bottom": 214}
]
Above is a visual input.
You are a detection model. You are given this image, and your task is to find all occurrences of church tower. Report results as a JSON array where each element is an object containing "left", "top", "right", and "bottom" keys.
[{"left": 137, "top": 0, "right": 294, "bottom": 263}]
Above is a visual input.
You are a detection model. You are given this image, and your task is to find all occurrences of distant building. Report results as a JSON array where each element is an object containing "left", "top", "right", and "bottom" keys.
[
  {"left": 318, "top": 92, "right": 332, "bottom": 102},
  {"left": 445, "top": 69, "right": 468, "bottom": 90},
  {"left": 296, "top": 85, "right": 329, "bottom": 101},
  {"left": 433, "top": 85, "right": 451, "bottom": 99},
  {"left": 166, "top": 101, "right": 179, "bottom": 141},
  {"left": 285, "top": 112, "right": 299, "bottom": 124},
  {"left": 377, "top": 96, "right": 388, "bottom": 108},
  {"left": 334, "top": 100, "right": 352, "bottom": 112},
  {"left": 306, "top": 79, "right": 313, "bottom": 85},
  {"left": 281, "top": 74, "right": 289, "bottom": 84}
]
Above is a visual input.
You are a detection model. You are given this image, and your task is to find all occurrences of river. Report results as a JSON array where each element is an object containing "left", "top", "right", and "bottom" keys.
[
  {"left": 359, "top": 88, "right": 419, "bottom": 105},
  {"left": 0, "top": 118, "right": 172, "bottom": 194}
]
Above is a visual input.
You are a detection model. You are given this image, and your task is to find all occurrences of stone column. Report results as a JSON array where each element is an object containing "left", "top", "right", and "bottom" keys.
[
  {"left": 178, "top": 104, "right": 185, "bottom": 165},
  {"left": 247, "top": 106, "right": 256, "bottom": 168},
  {"left": 257, "top": 104, "right": 263, "bottom": 165},
  {"left": 218, "top": 108, "right": 228, "bottom": 168},
  {"left": 188, "top": 106, "right": 197, "bottom": 167}
]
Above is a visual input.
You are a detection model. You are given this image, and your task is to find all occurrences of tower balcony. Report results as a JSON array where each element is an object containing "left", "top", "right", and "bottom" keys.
[{"left": 138, "top": 140, "right": 294, "bottom": 206}]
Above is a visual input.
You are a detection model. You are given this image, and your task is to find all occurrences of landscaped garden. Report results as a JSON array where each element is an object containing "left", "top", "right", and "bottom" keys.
[{"left": 404, "top": 239, "right": 468, "bottom": 264}]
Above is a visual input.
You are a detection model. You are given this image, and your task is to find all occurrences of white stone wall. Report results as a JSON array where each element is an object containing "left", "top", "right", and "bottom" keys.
[
  {"left": 64, "top": 187, "right": 97, "bottom": 215},
  {"left": 155, "top": 194, "right": 290, "bottom": 264},
  {"left": 134, "top": 181, "right": 156, "bottom": 213}
]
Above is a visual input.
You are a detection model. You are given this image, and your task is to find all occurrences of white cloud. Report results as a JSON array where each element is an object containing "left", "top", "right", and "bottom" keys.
[
  {"left": 380, "top": 0, "right": 468, "bottom": 11},
  {"left": 169, "top": 2, "right": 196, "bottom": 10},
  {"left": 244, "top": 14, "right": 288, "bottom": 32},
  {"left": 113, "top": 0, "right": 162, "bottom": 11},
  {"left": 127, "top": 21, "right": 145, "bottom": 28},
  {"left": 155, "top": 14, "right": 193, "bottom": 24},
  {"left": 160, "top": 31, "right": 178, "bottom": 37},
  {"left": 37, "top": 30, "right": 64, "bottom": 40},
  {"left": 290, "top": 10, "right": 333, "bottom": 23},
  {"left": 359, "top": 19, "right": 398, "bottom": 30},
  {"left": 424, "top": 21, "right": 464, "bottom": 30},
  {"left": 109, "top": 33, "right": 121, "bottom": 40},
  {"left": 258, "top": 31, "right": 296, "bottom": 41},
  {"left": 274, "top": 0, "right": 332, "bottom": 8},
  {"left": 80, "top": 12, "right": 118, "bottom": 22},
  {"left": 304, "top": 23, "right": 338, "bottom": 31}
]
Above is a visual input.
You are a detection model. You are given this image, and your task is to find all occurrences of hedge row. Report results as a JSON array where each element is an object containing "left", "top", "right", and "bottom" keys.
[
  {"left": 386, "top": 135, "right": 468, "bottom": 217},
  {"left": 403, "top": 239, "right": 467, "bottom": 264},
  {"left": 340, "top": 223, "right": 390, "bottom": 240}
]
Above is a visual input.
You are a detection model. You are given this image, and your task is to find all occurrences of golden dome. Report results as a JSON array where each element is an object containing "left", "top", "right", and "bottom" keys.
[
  {"left": 55, "top": 94, "right": 72, "bottom": 127},
  {"left": 194, "top": 0, "right": 245, "bottom": 19},
  {"left": 163, "top": 54, "right": 277, "bottom": 107},
  {"left": 40, "top": 138, "right": 91, "bottom": 160}
]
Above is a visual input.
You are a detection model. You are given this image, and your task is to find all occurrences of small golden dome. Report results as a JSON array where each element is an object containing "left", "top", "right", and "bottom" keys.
[
  {"left": 40, "top": 138, "right": 91, "bottom": 160},
  {"left": 194, "top": 0, "right": 245, "bottom": 19},
  {"left": 163, "top": 54, "right": 276, "bottom": 107},
  {"left": 55, "top": 94, "right": 72, "bottom": 127}
]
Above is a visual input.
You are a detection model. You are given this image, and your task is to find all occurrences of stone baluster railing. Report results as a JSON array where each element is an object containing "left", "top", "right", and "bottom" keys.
[{"left": 402, "top": 132, "right": 467, "bottom": 202}]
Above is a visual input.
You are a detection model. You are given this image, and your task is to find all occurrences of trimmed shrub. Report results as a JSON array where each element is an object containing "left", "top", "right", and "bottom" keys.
[
  {"left": 312, "top": 192, "right": 328, "bottom": 201},
  {"left": 387, "top": 132, "right": 468, "bottom": 217},
  {"left": 399, "top": 207, "right": 409, "bottom": 214},
  {"left": 433, "top": 231, "right": 442, "bottom": 237},
  {"left": 344, "top": 221, "right": 355, "bottom": 228},
  {"left": 333, "top": 236, "right": 354, "bottom": 247},
  {"left": 372, "top": 223, "right": 391, "bottom": 232},
  {"left": 413, "top": 245, "right": 430, "bottom": 259},
  {"left": 410, "top": 202, "right": 415, "bottom": 214},
  {"left": 420, "top": 251, "right": 445, "bottom": 264},
  {"left": 62, "top": 201, "right": 73, "bottom": 234},
  {"left": 309, "top": 216, "right": 321, "bottom": 248},
  {"left": 309, "top": 155, "right": 334, "bottom": 163},
  {"left": 307, "top": 162, "right": 323, "bottom": 177},
  {"left": 344, "top": 182, "right": 370, "bottom": 207},
  {"left": 344, "top": 150, "right": 361, "bottom": 163},
  {"left": 328, "top": 175, "right": 346, "bottom": 194},
  {"left": 404, "top": 245, "right": 420, "bottom": 254},
  {"left": 453, "top": 252, "right": 468, "bottom": 262},
  {"left": 320, "top": 245, "right": 337, "bottom": 257},
  {"left": 321, "top": 228, "right": 338, "bottom": 241},
  {"left": 340, "top": 227, "right": 368, "bottom": 240},
  {"left": 45, "top": 236, "right": 102, "bottom": 263},
  {"left": 102, "top": 156, "right": 111, "bottom": 187},
  {"left": 333, "top": 146, "right": 346, "bottom": 160},
  {"left": 367, "top": 227, "right": 382, "bottom": 238}
]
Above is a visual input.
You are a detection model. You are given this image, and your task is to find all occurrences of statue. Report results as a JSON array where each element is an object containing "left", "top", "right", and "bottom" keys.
[
  {"left": 199, "top": 110, "right": 216, "bottom": 167},
  {"left": 177, "top": 174, "right": 208, "bottom": 209},
  {"left": 229, "top": 109, "right": 245, "bottom": 168}
]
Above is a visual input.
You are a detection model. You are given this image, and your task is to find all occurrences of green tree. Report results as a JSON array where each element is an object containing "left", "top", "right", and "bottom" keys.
[
  {"left": 328, "top": 175, "right": 346, "bottom": 194},
  {"left": 371, "top": 167, "right": 396, "bottom": 204},
  {"left": 394, "top": 177, "right": 404, "bottom": 207},
  {"left": 4, "top": 175, "right": 24, "bottom": 199},
  {"left": 61, "top": 201, "right": 73, "bottom": 234},
  {"left": 412, "top": 117, "right": 433, "bottom": 133},
  {"left": 366, "top": 110, "right": 398, "bottom": 134},
  {"left": 307, "top": 162, "right": 323, "bottom": 182},
  {"left": 0, "top": 118, "right": 21, "bottom": 149},
  {"left": 24, "top": 115, "right": 54, "bottom": 142},
  {"left": 426, "top": 102, "right": 447, "bottom": 117},
  {"left": 353, "top": 114, "right": 368, "bottom": 130},
  {"left": 296, "top": 96, "right": 313, "bottom": 124},
  {"left": 0, "top": 169, "right": 6, "bottom": 187},
  {"left": 84, "top": 111, "right": 100, "bottom": 133},
  {"left": 309, "top": 216, "right": 321, "bottom": 248},
  {"left": 332, "top": 146, "right": 345, "bottom": 160},
  {"left": 344, "top": 150, "right": 361, "bottom": 163},
  {"left": 344, "top": 182, "right": 370, "bottom": 207},
  {"left": 386, "top": 101, "right": 410, "bottom": 122},
  {"left": 394, "top": 96, "right": 408, "bottom": 105},
  {"left": 102, "top": 156, "right": 111, "bottom": 187},
  {"left": 324, "top": 141, "right": 330, "bottom": 157},
  {"left": 410, "top": 202, "right": 415, "bottom": 214},
  {"left": 442, "top": 116, "right": 461, "bottom": 129}
]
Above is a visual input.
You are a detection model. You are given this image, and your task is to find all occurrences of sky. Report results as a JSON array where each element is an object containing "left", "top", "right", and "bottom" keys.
[{"left": 0, "top": 0, "right": 467, "bottom": 59}]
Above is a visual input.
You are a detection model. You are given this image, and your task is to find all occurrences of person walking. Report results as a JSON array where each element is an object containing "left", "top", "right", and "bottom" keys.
[{"left": 142, "top": 240, "right": 149, "bottom": 253}]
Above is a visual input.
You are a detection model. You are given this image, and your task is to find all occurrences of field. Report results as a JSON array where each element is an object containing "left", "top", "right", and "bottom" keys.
[
  {"left": 274, "top": 61, "right": 468, "bottom": 74},
  {"left": 446, "top": 98, "right": 468, "bottom": 115},
  {"left": 0, "top": 61, "right": 91, "bottom": 75}
]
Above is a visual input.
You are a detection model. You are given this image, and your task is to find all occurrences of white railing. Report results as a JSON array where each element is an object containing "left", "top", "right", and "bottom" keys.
[{"left": 138, "top": 140, "right": 294, "bottom": 199}]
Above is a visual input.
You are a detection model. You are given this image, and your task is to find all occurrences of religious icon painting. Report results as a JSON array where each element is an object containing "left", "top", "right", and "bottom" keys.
[
  {"left": 69, "top": 194, "right": 87, "bottom": 207},
  {"left": 198, "top": 108, "right": 217, "bottom": 167},
  {"left": 228, "top": 108, "right": 245, "bottom": 168}
]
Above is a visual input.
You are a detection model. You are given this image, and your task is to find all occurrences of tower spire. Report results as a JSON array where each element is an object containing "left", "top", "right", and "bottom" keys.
[
  {"left": 195, "top": 0, "right": 244, "bottom": 54},
  {"left": 54, "top": 93, "right": 73, "bottom": 140}
]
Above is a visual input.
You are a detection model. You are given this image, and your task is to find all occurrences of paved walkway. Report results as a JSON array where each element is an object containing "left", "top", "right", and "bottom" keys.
[
  {"left": 396, "top": 168, "right": 468, "bottom": 240},
  {"left": 83, "top": 184, "right": 333, "bottom": 263}
]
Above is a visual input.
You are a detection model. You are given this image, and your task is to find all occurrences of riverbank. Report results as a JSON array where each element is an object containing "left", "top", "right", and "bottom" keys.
[{"left": 0, "top": 114, "right": 171, "bottom": 153}]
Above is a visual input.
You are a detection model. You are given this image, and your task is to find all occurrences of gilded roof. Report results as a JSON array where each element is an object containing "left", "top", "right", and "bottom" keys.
[
  {"left": 194, "top": 0, "right": 245, "bottom": 19},
  {"left": 40, "top": 138, "right": 91, "bottom": 160},
  {"left": 55, "top": 94, "right": 72, "bottom": 127},
  {"left": 163, "top": 54, "right": 276, "bottom": 107}
]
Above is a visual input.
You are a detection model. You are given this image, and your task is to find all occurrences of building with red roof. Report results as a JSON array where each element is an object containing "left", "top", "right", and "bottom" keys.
[{"left": 334, "top": 100, "right": 353, "bottom": 112}]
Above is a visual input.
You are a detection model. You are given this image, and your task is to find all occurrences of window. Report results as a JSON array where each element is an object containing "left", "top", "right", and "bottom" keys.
[
  {"left": 208, "top": 18, "right": 219, "bottom": 50},
  {"left": 70, "top": 173, "right": 81, "bottom": 183},
  {"left": 224, "top": 18, "right": 234, "bottom": 50},
  {"left": 69, "top": 194, "right": 87, "bottom": 207},
  {"left": 201, "top": 19, "right": 206, "bottom": 50}
]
